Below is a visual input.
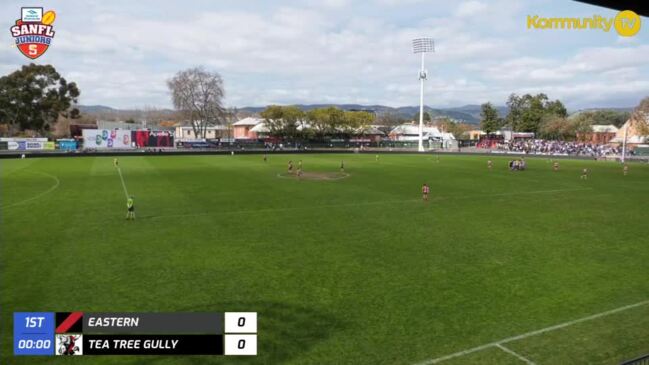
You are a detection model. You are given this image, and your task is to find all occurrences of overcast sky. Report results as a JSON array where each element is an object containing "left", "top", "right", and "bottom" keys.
[{"left": 2, "top": 0, "right": 648, "bottom": 109}]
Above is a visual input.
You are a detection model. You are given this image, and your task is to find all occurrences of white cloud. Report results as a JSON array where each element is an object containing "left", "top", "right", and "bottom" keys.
[
  {"left": 475, "top": 45, "right": 649, "bottom": 84},
  {"left": 565, "top": 45, "right": 649, "bottom": 73},
  {"left": 455, "top": 1, "right": 487, "bottom": 17},
  {"left": 317, "top": 0, "right": 350, "bottom": 8},
  {"left": 375, "top": 0, "right": 429, "bottom": 6},
  {"left": 0, "top": 0, "right": 645, "bottom": 109}
]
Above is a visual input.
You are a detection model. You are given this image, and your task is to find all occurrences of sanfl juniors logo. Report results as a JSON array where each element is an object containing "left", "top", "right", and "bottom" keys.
[{"left": 9, "top": 7, "right": 56, "bottom": 59}]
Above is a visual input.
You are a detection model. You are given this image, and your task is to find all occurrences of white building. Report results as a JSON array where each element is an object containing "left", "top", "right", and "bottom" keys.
[
  {"left": 175, "top": 125, "right": 228, "bottom": 140},
  {"left": 388, "top": 124, "right": 454, "bottom": 142},
  {"left": 233, "top": 117, "right": 264, "bottom": 139},
  {"left": 97, "top": 120, "right": 147, "bottom": 130}
]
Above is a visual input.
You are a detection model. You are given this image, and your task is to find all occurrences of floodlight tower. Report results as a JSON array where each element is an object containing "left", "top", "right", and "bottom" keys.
[{"left": 412, "top": 38, "right": 434, "bottom": 152}]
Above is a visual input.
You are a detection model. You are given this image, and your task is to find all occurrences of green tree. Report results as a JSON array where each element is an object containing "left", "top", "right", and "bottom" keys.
[
  {"left": 505, "top": 93, "right": 566, "bottom": 134},
  {"left": 414, "top": 111, "right": 431, "bottom": 122},
  {"left": 479, "top": 102, "right": 502, "bottom": 134},
  {"left": 260, "top": 105, "right": 305, "bottom": 140},
  {"left": 307, "top": 107, "right": 345, "bottom": 139},
  {"left": 590, "top": 110, "right": 630, "bottom": 128},
  {"left": 518, "top": 94, "right": 546, "bottom": 133},
  {"left": 326, "top": 107, "right": 345, "bottom": 135},
  {"left": 545, "top": 99, "right": 567, "bottom": 118},
  {"left": 306, "top": 108, "right": 330, "bottom": 139},
  {"left": 260, "top": 105, "right": 284, "bottom": 137},
  {"left": 0, "top": 63, "right": 80, "bottom": 134},
  {"left": 505, "top": 93, "right": 523, "bottom": 130},
  {"left": 282, "top": 106, "right": 305, "bottom": 140},
  {"left": 344, "top": 110, "right": 374, "bottom": 136}
]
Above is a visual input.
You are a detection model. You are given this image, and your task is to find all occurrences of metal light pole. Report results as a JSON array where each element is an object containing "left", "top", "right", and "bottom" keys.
[{"left": 412, "top": 38, "right": 434, "bottom": 152}]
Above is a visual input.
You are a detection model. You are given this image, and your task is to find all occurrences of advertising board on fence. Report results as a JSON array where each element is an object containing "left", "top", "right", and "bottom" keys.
[
  {"left": 132, "top": 130, "right": 174, "bottom": 148},
  {"left": 57, "top": 140, "right": 78, "bottom": 150},
  {"left": 0, "top": 137, "right": 47, "bottom": 142},
  {"left": 4, "top": 140, "right": 53, "bottom": 150},
  {"left": 1, "top": 137, "right": 51, "bottom": 150},
  {"left": 82, "top": 129, "right": 133, "bottom": 149}
]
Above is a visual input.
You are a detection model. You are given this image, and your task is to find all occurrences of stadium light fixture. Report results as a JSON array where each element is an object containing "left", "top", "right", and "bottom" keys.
[{"left": 412, "top": 38, "right": 434, "bottom": 152}]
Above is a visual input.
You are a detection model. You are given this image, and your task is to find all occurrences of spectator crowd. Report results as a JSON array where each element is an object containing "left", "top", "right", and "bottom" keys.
[{"left": 496, "top": 139, "right": 622, "bottom": 157}]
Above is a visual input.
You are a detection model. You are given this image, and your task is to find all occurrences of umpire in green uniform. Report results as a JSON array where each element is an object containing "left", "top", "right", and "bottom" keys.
[{"left": 126, "top": 196, "right": 135, "bottom": 220}]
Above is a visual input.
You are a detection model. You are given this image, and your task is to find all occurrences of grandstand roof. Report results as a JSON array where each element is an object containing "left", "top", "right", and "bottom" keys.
[
  {"left": 176, "top": 125, "right": 228, "bottom": 130},
  {"left": 233, "top": 117, "right": 263, "bottom": 126},
  {"left": 360, "top": 126, "right": 385, "bottom": 135},
  {"left": 440, "top": 132, "right": 456, "bottom": 140},
  {"left": 610, "top": 135, "right": 647, "bottom": 144},
  {"left": 390, "top": 124, "right": 441, "bottom": 136},
  {"left": 591, "top": 124, "right": 618, "bottom": 133},
  {"left": 249, "top": 122, "right": 269, "bottom": 133}
]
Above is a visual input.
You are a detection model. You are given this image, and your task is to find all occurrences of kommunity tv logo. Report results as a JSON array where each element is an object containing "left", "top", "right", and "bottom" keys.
[{"left": 527, "top": 9, "right": 641, "bottom": 37}]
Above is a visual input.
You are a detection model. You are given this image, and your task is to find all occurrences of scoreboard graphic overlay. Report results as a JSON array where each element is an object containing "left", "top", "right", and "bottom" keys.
[{"left": 14, "top": 312, "right": 257, "bottom": 356}]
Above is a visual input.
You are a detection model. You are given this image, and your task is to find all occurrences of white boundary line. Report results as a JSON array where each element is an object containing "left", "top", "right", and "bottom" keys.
[
  {"left": 1, "top": 170, "right": 60, "bottom": 209},
  {"left": 413, "top": 299, "right": 649, "bottom": 365},
  {"left": 147, "top": 187, "right": 591, "bottom": 220},
  {"left": 496, "top": 344, "right": 537, "bottom": 365},
  {"left": 116, "top": 166, "right": 129, "bottom": 199}
]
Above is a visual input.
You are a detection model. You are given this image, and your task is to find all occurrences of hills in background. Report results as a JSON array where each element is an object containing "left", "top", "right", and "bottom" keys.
[
  {"left": 233, "top": 104, "right": 512, "bottom": 124},
  {"left": 78, "top": 104, "right": 633, "bottom": 125}
]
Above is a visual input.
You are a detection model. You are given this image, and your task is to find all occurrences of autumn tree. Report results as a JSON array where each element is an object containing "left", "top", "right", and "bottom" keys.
[
  {"left": 632, "top": 96, "right": 649, "bottom": 136},
  {"left": 167, "top": 66, "right": 225, "bottom": 138}
]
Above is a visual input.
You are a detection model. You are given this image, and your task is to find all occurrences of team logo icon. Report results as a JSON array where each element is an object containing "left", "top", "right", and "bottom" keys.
[
  {"left": 9, "top": 7, "right": 56, "bottom": 59},
  {"left": 56, "top": 334, "right": 83, "bottom": 355}
]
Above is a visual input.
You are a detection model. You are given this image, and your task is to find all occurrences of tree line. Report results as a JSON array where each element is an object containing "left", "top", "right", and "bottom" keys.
[
  {"left": 2, "top": 64, "right": 645, "bottom": 141},
  {"left": 260, "top": 105, "right": 375, "bottom": 140},
  {"left": 479, "top": 93, "right": 643, "bottom": 140}
]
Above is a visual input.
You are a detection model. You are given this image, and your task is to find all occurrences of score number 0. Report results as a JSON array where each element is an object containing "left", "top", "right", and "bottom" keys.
[{"left": 224, "top": 312, "right": 257, "bottom": 356}]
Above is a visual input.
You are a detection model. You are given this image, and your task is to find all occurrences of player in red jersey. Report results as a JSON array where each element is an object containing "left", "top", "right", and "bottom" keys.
[{"left": 422, "top": 183, "right": 430, "bottom": 201}]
